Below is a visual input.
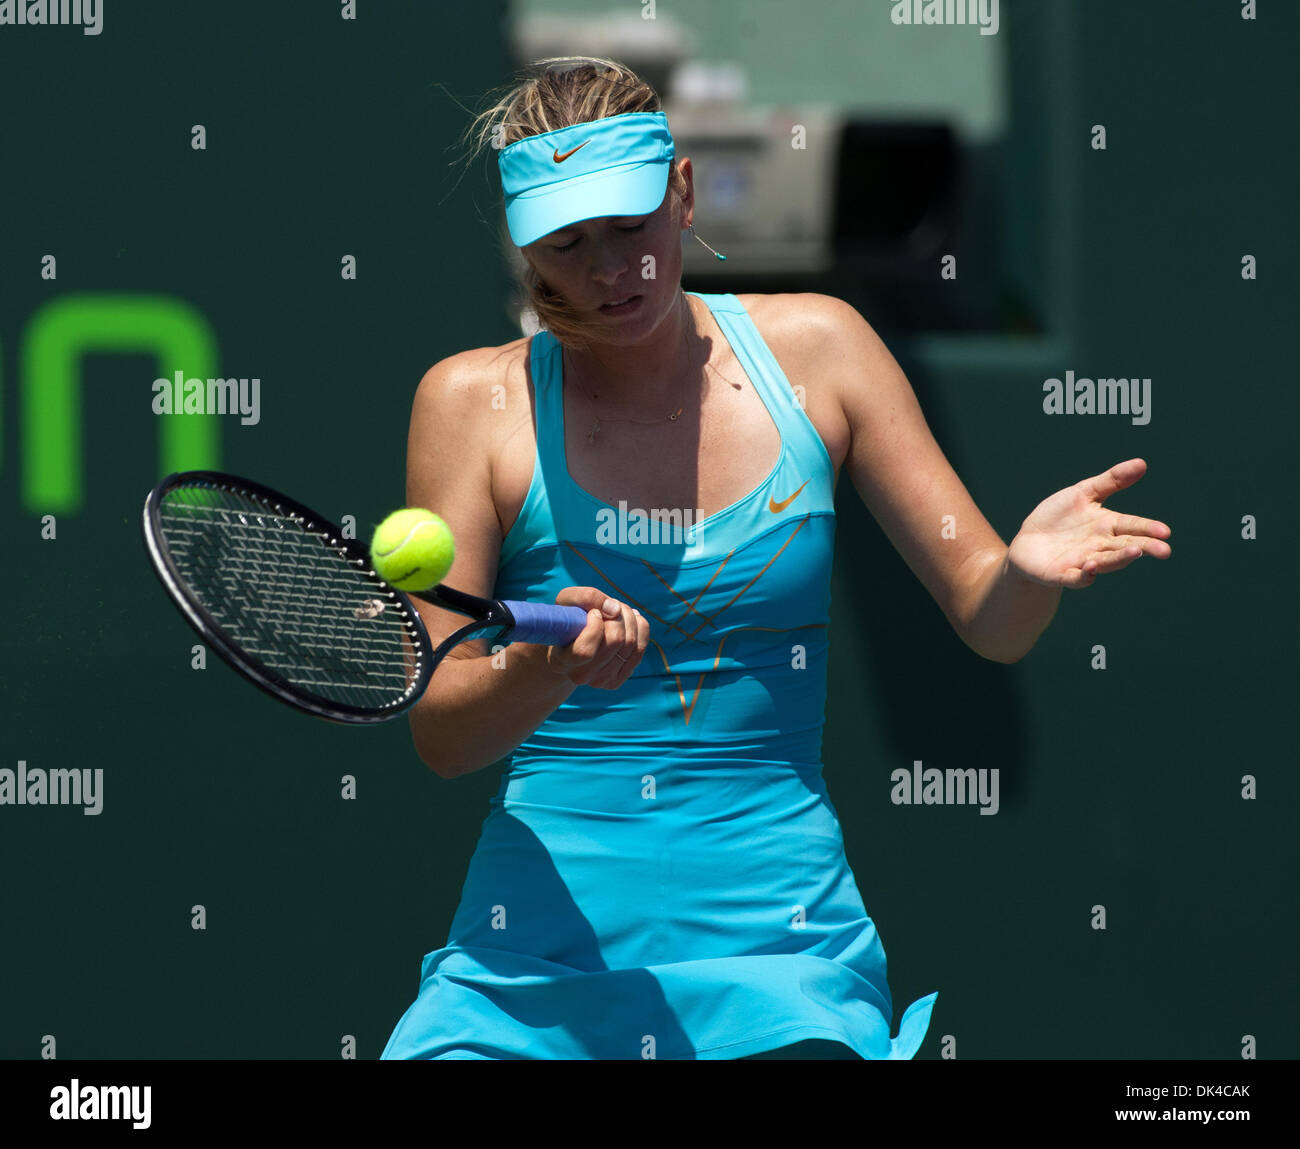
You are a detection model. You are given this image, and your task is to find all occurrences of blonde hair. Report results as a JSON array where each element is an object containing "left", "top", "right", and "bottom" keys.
[{"left": 456, "top": 57, "right": 688, "bottom": 351}]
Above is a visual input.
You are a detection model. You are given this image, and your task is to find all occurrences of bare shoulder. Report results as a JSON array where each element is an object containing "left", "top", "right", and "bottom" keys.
[
  {"left": 408, "top": 335, "right": 539, "bottom": 540},
  {"left": 413, "top": 335, "right": 531, "bottom": 409},
  {"left": 407, "top": 336, "right": 533, "bottom": 499},
  {"left": 404, "top": 336, "right": 537, "bottom": 614},
  {"left": 737, "top": 290, "right": 895, "bottom": 415},
  {"left": 733, "top": 292, "right": 859, "bottom": 473},
  {"left": 734, "top": 291, "right": 884, "bottom": 408},
  {"left": 736, "top": 291, "right": 871, "bottom": 358},
  {"left": 409, "top": 335, "right": 538, "bottom": 459}
]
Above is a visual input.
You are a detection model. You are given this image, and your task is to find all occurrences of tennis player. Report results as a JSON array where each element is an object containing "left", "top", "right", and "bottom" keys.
[{"left": 380, "top": 58, "right": 1171, "bottom": 1060}]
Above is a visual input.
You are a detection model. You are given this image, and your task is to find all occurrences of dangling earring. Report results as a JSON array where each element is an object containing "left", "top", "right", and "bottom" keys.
[{"left": 689, "top": 224, "right": 727, "bottom": 262}]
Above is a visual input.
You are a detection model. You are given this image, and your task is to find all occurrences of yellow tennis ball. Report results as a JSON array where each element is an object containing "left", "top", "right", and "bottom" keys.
[{"left": 370, "top": 508, "right": 454, "bottom": 592}]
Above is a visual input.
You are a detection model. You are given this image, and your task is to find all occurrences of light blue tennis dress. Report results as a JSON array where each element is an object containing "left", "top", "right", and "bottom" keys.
[{"left": 382, "top": 292, "right": 938, "bottom": 1060}]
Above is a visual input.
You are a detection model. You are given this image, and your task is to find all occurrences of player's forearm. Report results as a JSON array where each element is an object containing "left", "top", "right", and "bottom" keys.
[
  {"left": 955, "top": 547, "right": 1062, "bottom": 664},
  {"left": 407, "top": 642, "right": 576, "bottom": 778}
]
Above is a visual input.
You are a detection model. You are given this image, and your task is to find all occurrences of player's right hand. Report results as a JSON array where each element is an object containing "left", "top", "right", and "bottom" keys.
[{"left": 546, "top": 586, "right": 648, "bottom": 689}]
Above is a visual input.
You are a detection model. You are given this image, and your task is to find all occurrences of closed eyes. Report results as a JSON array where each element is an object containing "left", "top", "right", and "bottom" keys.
[{"left": 551, "top": 221, "right": 646, "bottom": 254}]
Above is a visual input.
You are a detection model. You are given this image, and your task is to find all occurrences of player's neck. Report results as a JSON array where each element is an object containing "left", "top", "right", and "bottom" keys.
[{"left": 561, "top": 292, "right": 707, "bottom": 412}]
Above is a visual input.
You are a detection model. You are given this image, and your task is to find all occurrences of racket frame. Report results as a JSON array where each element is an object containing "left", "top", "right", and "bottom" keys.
[
  {"left": 142, "top": 470, "right": 436, "bottom": 725},
  {"left": 412, "top": 583, "right": 516, "bottom": 667}
]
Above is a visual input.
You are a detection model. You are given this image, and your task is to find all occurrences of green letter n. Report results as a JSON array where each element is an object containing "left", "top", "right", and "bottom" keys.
[{"left": 20, "top": 294, "right": 220, "bottom": 514}]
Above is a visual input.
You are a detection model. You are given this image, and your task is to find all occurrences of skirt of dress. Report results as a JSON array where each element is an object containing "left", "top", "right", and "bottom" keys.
[{"left": 381, "top": 760, "right": 938, "bottom": 1061}]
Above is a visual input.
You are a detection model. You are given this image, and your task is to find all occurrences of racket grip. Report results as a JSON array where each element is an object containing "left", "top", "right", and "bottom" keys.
[{"left": 503, "top": 601, "right": 591, "bottom": 647}]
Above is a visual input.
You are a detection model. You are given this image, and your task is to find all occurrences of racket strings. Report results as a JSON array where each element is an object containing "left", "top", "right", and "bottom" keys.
[{"left": 158, "top": 486, "right": 423, "bottom": 709}]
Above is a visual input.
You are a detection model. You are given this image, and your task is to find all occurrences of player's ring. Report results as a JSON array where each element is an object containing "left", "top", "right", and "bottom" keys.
[{"left": 615, "top": 652, "right": 629, "bottom": 662}]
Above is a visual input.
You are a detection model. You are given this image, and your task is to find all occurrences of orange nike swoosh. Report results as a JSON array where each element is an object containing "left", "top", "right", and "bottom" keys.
[
  {"left": 553, "top": 142, "right": 589, "bottom": 163},
  {"left": 768, "top": 480, "right": 809, "bottom": 513}
]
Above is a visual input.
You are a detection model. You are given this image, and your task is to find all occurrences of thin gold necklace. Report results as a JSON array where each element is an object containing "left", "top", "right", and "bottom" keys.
[{"left": 566, "top": 303, "right": 696, "bottom": 444}]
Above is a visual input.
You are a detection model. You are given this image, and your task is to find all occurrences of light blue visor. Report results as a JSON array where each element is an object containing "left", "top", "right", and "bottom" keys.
[{"left": 497, "top": 111, "right": 675, "bottom": 248}]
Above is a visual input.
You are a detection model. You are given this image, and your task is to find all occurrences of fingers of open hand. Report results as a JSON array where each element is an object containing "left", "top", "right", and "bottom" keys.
[
  {"left": 1108, "top": 513, "right": 1173, "bottom": 552},
  {"left": 1073, "top": 537, "right": 1160, "bottom": 585},
  {"left": 1083, "top": 458, "right": 1147, "bottom": 503}
]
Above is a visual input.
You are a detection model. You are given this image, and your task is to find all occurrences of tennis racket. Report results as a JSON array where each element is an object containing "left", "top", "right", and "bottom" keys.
[{"left": 141, "top": 470, "right": 589, "bottom": 725}]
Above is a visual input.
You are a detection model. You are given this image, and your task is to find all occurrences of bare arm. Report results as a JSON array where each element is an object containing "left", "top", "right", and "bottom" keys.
[
  {"left": 805, "top": 294, "right": 1059, "bottom": 663},
  {"left": 401, "top": 354, "right": 571, "bottom": 777},
  {"left": 403, "top": 353, "right": 647, "bottom": 779}
]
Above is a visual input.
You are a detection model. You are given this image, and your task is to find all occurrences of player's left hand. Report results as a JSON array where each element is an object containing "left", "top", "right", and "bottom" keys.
[{"left": 1007, "top": 458, "right": 1172, "bottom": 589}]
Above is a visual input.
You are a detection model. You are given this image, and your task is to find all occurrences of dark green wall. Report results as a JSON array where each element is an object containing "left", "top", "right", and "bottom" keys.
[
  {"left": 824, "top": 0, "right": 1297, "bottom": 1059},
  {"left": 1, "top": 0, "right": 1294, "bottom": 1059}
]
